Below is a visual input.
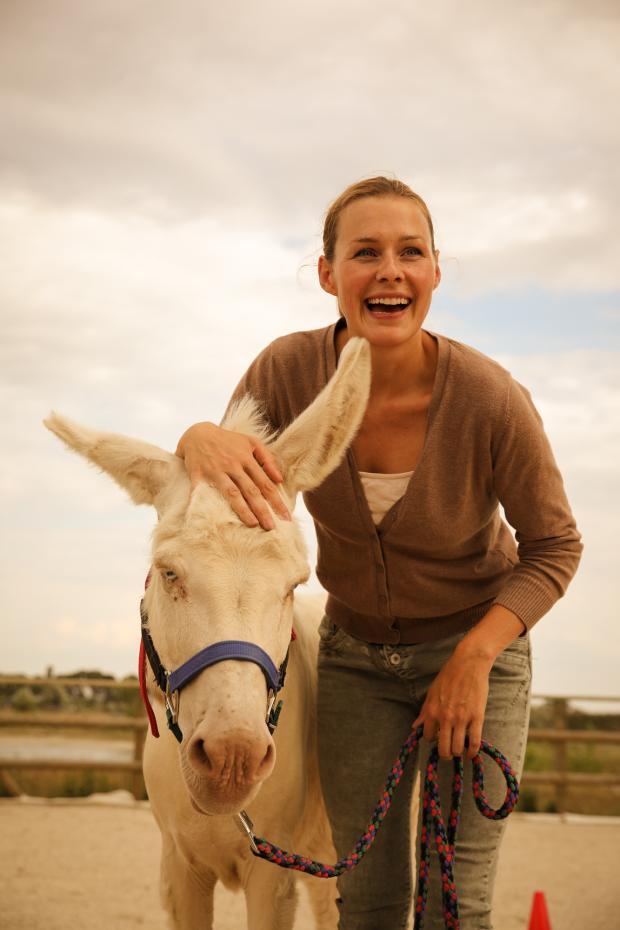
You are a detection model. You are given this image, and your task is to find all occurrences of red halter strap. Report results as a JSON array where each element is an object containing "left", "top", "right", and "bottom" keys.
[{"left": 139, "top": 639, "right": 160, "bottom": 738}]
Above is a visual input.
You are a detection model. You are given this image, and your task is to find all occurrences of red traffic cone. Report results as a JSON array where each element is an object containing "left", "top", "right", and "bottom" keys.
[{"left": 528, "top": 891, "right": 552, "bottom": 930}]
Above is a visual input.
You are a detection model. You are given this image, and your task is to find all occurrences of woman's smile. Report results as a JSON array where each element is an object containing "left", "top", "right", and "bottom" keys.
[{"left": 364, "top": 294, "right": 412, "bottom": 320}]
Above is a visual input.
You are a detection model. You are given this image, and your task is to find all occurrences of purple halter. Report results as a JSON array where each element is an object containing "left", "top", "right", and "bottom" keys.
[
  {"left": 168, "top": 640, "right": 281, "bottom": 693},
  {"left": 139, "top": 599, "right": 291, "bottom": 742}
]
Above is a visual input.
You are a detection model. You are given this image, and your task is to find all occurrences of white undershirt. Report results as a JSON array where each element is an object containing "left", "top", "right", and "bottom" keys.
[{"left": 358, "top": 470, "right": 414, "bottom": 525}]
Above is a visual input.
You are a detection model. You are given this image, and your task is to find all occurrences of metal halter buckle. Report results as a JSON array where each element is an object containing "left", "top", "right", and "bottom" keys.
[
  {"left": 266, "top": 691, "right": 283, "bottom": 734},
  {"left": 164, "top": 673, "right": 183, "bottom": 742},
  {"left": 165, "top": 672, "right": 180, "bottom": 722},
  {"left": 235, "top": 809, "right": 259, "bottom": 854}
]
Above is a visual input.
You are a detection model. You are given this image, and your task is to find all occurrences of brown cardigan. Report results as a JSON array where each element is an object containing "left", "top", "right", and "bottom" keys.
[{"left": 227, "top": 321, "right": 583, "bottom": 644}]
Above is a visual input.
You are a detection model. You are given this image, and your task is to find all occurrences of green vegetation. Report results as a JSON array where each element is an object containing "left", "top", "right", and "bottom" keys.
[
  {"left": 524, "top": 740, "right": 620, "bottom": 775},
  {"left": 0, "top": 672, "right": 143, "bottom": 717},
  {"left": 517, "top": 778, "right": 620, "bottom": 817},
  {"left": 10, "top": 686, "right": 40, "bottom": 713},
  {"left": 529, "top": 700, "right": 620, "bottom": 732},
  {"left": 0, "top": 767, "right": 148, "bottom": 800}
]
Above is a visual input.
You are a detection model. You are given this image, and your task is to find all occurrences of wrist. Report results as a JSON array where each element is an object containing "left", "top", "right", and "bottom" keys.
[
  {"left": 176, "top": 421, "right": 216, "bottom": 457},
  {"left": 454, "top": 637, "right": 496, "bottom": 668},
  {"left": 455, "top": 604, "right": 526, "bottom": 665}
]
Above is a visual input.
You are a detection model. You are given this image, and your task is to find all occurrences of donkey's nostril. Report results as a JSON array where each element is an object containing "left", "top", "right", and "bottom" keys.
[
  {"left": 256, "top": 740, "right": 275, "bottom": 779},
  {"left": 188, "top": 738, "right": 213, "bottom": 774}
]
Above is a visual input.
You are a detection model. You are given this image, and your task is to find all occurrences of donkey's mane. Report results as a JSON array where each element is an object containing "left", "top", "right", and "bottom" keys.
[
  {"left": 152, "top": 394, "right": 290, "bottom": 555},
  {"left": 220, "top": 395, "right": 276, "bottom": 446}
]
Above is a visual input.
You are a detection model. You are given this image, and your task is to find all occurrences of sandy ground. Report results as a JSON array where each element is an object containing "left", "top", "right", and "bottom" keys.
[{"left": 0, "top": 794, "right": 618, "bottom": 930}]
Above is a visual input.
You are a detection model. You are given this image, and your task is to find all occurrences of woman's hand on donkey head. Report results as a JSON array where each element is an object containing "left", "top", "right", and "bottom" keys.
[{"left": 175, "top": 421, "right": 291, "bottom": 531}]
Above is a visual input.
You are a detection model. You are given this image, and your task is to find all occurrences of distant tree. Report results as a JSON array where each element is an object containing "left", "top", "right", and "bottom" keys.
[
  {"left": 11, "top": 686, "right": 39, "bottom": 712},
  {"left": 38, "top": 683, "right": 70, "bottom": 710}
]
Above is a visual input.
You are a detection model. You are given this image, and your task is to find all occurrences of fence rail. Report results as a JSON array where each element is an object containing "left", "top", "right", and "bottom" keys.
[
  {"left": 1, "top": 676, "right": 139, "bottom": 690},
  {"left": 0, "top": 711, "right": 145, "bottom": 728},
  {"left": 1, "top": 684, "right": 619, "bottom": 810}
]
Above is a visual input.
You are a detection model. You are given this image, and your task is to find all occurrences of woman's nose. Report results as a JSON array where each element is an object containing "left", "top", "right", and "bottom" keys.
[{"left": 376, "top": 254, "right": 403, "bottom": 281}]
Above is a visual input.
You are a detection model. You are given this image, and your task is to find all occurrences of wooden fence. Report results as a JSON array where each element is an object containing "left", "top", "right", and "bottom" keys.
[
  {"left": 0, "top": 707, "right": 147, "bottom": 800},
  {"left": 0, "top": 676, "right": 147, "bottom": 799},
  {"left": 521, "top": 695, "right": 620, "bottom": 813},
  {"left": 1, "top": 679, "right": 619, "bottom": 810}
]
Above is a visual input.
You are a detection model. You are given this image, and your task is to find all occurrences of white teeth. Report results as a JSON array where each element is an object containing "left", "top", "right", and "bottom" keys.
[{"left": 367, "top": 297, "right": 410, "bottom": 306}]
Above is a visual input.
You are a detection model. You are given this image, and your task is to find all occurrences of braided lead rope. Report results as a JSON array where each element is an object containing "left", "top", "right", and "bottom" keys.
[
  {"left": 416, "top": 750, "right": 463, "bottom": 928},
  {"left": 248, "top": 724, "right": 519, "bottom": 930}
]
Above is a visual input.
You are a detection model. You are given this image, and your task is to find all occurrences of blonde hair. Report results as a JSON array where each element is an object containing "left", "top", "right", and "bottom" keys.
[{"left": 322, "top": 176, "right": 436, "bottom": 261}]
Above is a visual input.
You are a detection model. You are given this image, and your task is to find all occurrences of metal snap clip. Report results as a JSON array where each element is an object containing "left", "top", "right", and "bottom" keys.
[
  {"left": 165, "top": 672, "right": 180, "bottom": 723},
  {"left": 235, "top": 809, "right": 259, "bottom": 854}
]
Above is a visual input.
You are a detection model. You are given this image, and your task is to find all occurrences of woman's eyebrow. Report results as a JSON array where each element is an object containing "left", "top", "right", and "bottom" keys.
[{"left": 351, "top": 235, "right": 425, "bottom": 243}]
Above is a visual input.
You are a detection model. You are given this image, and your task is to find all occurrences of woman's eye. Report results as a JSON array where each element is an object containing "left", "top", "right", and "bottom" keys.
[{"left": 354, "top": 247, "right": 421, "bottom": 258}]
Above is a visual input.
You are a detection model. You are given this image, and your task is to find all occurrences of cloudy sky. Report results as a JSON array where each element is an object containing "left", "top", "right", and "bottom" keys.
[{"left": 2, "top": 0, "right": 618, "bottom": 700}]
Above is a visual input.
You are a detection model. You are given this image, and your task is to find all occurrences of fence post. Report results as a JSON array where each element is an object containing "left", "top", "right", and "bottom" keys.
[
  {"left": 552, "top": 698, "right": 568, "bottom": 813},
  {"left": 0, "top": 769, "right": 22, "bottom": 797},
  {"left": 132, "top": 726, "right": 146, "bottom": 800}
]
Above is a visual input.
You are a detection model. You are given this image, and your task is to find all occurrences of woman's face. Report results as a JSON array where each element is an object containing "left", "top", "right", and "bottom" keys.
[{"left": 318, "top": 195, "right": 441, "bottom": 348}]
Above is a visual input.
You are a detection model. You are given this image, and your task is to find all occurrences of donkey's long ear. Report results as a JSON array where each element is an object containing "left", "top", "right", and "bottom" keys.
[
  {"left": 271, "top": 337, "right": 371, "bottom": 496},
  {"left": 44, "top": 412, "right": 183, "bottom": 507}
]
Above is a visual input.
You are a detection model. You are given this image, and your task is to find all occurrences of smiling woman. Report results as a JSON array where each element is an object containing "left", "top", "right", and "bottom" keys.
[{"left": 175, "top": 175, "right": 583, "bottom": 930}]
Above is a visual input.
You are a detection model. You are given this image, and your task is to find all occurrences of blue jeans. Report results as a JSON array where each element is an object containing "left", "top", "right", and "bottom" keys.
[{"left": 317, "top": 617, "right": 531, "bottom": 930}]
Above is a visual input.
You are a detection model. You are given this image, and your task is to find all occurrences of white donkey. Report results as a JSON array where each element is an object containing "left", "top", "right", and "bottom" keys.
[{"left": 45, "top": 337, "right": 371, "bottom": 930}]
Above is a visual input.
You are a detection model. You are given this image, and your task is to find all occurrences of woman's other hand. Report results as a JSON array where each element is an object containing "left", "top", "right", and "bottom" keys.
[
  {"left": 175, "top": 421, "right": 291, "bottom": 530},
  {"left": 412, "top": 605, "right": 526, "bottom": 760},
  {"left": 412, "top": 648, "right": 492, "bottom": 761}
]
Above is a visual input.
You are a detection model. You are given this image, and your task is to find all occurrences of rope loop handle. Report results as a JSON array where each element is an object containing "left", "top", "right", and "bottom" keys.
[
  {"left": 248, "top": 724, "right": 520, "bottom": 929},
  {"left": 470, "top": 738, "right": 520, "bottom": 819}
]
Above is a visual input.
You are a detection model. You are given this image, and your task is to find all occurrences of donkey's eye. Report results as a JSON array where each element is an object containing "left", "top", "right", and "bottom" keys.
[{"left": 155, "top": 564, "right": 187, "bottom": 601}]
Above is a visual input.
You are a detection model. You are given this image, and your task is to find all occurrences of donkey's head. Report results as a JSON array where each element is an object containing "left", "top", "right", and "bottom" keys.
[{"left": 45, "top": 337, "right": 371, "bottom": 814}]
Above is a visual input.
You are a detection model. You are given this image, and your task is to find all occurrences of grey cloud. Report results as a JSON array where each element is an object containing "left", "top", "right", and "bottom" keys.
[{"left": 1, "top": 1, "right": 618, "bottom": 237}]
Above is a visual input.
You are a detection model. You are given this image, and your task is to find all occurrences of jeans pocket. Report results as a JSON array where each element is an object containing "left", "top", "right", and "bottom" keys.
[
  {"left": 497, "top": 632, "right": 531, "bottom": 667},
  {"left": 318, "top": 614, "right": 349, "bottom": 651},
  {"left": 490, "top": 634, "right": 532, "bottom": 716}
]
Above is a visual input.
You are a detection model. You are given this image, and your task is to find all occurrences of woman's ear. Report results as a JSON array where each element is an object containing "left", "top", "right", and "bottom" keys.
[
  {"left": 433, "top": 251, "right": 441, "bottom": 289},
  {"left": 318, "top": 254, "right": 338, "bottom": 297}
]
